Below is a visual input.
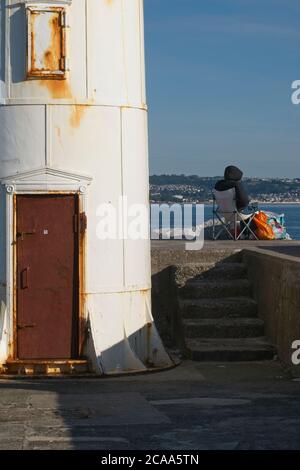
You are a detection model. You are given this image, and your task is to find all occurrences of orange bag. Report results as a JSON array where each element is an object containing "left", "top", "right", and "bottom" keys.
[{"left": 253, "top": 211, "right": 275, "bottom": 240}]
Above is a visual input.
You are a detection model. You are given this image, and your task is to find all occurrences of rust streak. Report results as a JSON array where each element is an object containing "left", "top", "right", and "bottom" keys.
[
  {"left": 43, "top": 15, "right": 61, "bottom": 71},
  {"left": 38, "top": 12, "right": 72, "bottom": 99},
  {"left": 29, "top": 12, "right": 40, "bottom": 72},
  {"left": 55, "top": 125, "right": 61, "bottom": 140},
  {"left": 69, "top": 105, "right": 88, "bottom": 129},
  {"left": 34, "top": 11, "right": 90, "bottom": 127},
  {"left": 40, "top": 78, "right": 72, "bottom": 99},
  {"left": 12, "top": 194, "right": 17, "bottom": 360},
  {"left": 31, "top": 31, "right": 36, "bottom": 71},
  {"left": 79, "top": 201, "right": 87, "bottom": 357}
]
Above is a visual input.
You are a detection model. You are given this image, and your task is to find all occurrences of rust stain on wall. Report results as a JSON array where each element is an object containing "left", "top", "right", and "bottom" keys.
[
  {"left": 69, "top": 105, "right": 88, "bottom": 129},
  {"left": 40, "top": 78, "right": 72, "bottom": 99},
  {"left": 55, "top": 125, "right": 61, "bottom": 140},
  {"left": 33, "top": 9, "right": 90, "bottom": 127},
  {"left": 37, "top": 12, "right": 71, "bottom": 98},
  {"left": 54, "top": 125, "right": 63, "bottom": 147}
]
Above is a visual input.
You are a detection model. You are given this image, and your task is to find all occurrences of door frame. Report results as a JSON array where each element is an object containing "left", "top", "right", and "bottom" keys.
[{"left": 1, "top": 167, "right": 92, "bottom": 361}]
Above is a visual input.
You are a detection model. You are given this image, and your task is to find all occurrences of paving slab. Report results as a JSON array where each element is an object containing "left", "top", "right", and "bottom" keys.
[
  {"left": 0, "top": 360, "right": 300, "bottom": 450},
  {"left": 27, "top": 392, "right": 170, "bottom": 426}
]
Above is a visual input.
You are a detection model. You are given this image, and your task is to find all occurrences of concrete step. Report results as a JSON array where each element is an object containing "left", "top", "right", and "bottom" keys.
[
  {"left": 185, "top": 337, "right": 276, "bottom": 361},
  {"left": 183, "top": 317, "right": 265, "bottom": 338},
  {"left": 175, "top": 262, "right": 247, "bottom": 286},
  {"left": 152, "top": 247, "right": 243, "bottom": 268},
  {"left": 180, "top": 297, "right": 258, "bottom": 319},
  {"left": 3, "top": 360, "right": 92, "bottom": 376},
  {"left": 180, "top": 279, "right": 251, "bottom": 299}
]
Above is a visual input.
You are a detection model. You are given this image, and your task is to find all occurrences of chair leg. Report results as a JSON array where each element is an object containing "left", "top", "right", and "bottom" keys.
[
  {"left": 234, "top": 213, "right": 237, "bottom": 241},
  {"left": 214, "top": 212, "right": 235, "bottom": 240},
  {"left": 237, "top": 215, "right": 259, "bottom": 240}
]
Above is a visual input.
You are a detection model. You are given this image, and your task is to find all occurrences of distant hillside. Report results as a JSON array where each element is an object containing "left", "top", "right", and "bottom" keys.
[
  {"left": 150, "top": 175, "right": 300, "bottom": 203},
  {"left": 150, "top": 175, "right": 220, "bottom": 186}
]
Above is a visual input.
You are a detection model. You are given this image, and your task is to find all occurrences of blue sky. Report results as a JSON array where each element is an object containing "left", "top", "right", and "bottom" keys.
[{"left": 144, "top": 0, "right": 300, "bottom": 177}]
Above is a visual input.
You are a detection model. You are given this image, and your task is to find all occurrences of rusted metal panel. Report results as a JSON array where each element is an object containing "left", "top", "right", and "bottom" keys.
[
  {"left": 16, "top": 195, "right": 79, "bottom": 359},
  {"left": 26, "top": 6, "right": 68, "bottom": 79}
]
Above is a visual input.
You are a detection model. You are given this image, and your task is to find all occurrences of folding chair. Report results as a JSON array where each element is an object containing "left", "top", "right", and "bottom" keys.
[{"left": 212, "top": 188, "right": 258, "bottom": 241}]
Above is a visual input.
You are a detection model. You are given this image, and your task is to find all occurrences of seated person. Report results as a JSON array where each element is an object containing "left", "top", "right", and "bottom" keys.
[
  {"left": 215, "top": 165, "right": 257, "bottom": 237},
  {"left": 215, "top": 165, "right": 249, "bottom": 210}
]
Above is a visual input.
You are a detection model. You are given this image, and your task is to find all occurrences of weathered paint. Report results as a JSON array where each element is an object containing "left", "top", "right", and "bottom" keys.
[
  {"left": 40, "top": 78, "right": 72, "bottom": 99},
  {"left": 0, "top": 0, "right": 172, "bottom": 374},
  {"left": 78, "top": 201, "right": 88, "bottom": 357},
  {"left": 69, "top": 104, "right": 88, "bottom": 129},
  {"left": 16, "top": 195, "right": 79, "bottom": 359},
  {"left": 3, "top": 359, "right": 90, "bottom": 376},
  {"left": 27, "top": 7, "right": 66, "bottom": 79},
  {"left": 44, "top": 14, "right": 62, "bottom": 71},
  {"left": 12, "top": 195, "right": 17, "bottom": 361}
]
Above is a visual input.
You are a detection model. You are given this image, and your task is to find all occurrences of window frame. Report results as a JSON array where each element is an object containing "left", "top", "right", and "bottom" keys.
[{"left": 26, "top": 4, "right": 69, "bottom": 80}]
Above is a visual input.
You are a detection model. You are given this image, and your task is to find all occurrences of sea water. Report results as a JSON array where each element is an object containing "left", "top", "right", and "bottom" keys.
[{"left": 151, "top": 203, "right": 300, "bottom": 240}]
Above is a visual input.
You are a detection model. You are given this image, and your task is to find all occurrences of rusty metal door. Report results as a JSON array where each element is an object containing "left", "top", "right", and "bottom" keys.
[{"left": 16, "top": 195, "right": 79, "bottom": 359}]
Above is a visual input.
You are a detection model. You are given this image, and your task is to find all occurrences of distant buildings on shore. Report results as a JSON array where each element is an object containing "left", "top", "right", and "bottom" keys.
[{"left": 150, "top": 175, "right": 300, "bottom": 204}]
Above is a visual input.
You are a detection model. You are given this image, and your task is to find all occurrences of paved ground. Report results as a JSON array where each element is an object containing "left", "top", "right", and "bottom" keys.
[{"left": 0, "top": 360, "right": 300, "bottom": 450}]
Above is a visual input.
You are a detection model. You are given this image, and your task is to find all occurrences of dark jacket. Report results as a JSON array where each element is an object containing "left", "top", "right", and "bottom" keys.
[{"left": 215, "top": 166, "right": 249, "bottom": 210}]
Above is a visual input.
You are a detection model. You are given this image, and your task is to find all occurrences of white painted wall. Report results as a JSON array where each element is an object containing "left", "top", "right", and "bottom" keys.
[{"left": 0, "top": 0, "right": 172, "bottom": 374}]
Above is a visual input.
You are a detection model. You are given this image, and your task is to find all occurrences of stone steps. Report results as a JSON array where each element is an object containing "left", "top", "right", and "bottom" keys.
[
  {"left": 180, "top": 297, "right": 258, "bottom": 319},
  {"left": 175, "top": 262, "right": 247, "bottom": 284},
  {"left": 174, "top": 261, "right": 275, "bottom": 362},
  {"left": 180, "top": 278, "right": 251, "bottom": 299},
  {"left": 183, "top": 317, "right": 265, "bottom": 339},
  {"left": 185, "top": 337, "right": 276, "bottom": 362}
]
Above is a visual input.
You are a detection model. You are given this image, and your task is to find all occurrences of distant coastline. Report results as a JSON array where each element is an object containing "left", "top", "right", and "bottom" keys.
[
  {"left": 150, "top": 174, "right": 300, "bottom": 205},
  {"left": 255, "top": 201, "right": 300, "bottom": 205},
  {"left": 150, "top": 200, "right": 300, "bottom": 205}
]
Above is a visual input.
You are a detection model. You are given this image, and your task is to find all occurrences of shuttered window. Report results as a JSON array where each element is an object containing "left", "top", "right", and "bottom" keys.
[{"left": 26, "top": 5, "right": 68, "bottom": 79}]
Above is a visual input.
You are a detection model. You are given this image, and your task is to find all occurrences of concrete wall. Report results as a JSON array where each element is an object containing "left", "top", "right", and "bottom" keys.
[{"left": 243, "top": 248, "right": 300, "bottom": 366}]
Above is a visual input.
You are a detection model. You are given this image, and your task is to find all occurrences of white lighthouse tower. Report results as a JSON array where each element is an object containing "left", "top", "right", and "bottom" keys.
[{"left": 0, "top": 0, "right": 172, "bottom": 375}]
